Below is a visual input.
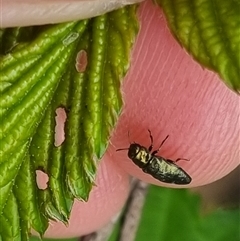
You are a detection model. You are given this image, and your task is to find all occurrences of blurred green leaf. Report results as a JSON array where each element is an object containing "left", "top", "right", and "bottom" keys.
[
  {"left": 107, "top": 218, "right": 123, "bottom": 241},
  {"left": 200, "top": 209, "right": 240, "bottom": 241},
  {"left": 157, "top": 0, "right": 240, "bottom": 93},
  {"left": 135, "top": 186, "right": 200, "bottom": 241},
  {"left": 134, "top": 186, "right": 239, "bottom": 241}
]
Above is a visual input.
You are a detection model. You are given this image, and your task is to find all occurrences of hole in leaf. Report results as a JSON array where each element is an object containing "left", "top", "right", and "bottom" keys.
[
  {"left": 75, "top": 50, "right": 88, "bottom": 72},
  {"left": 36, "top": 170, "right": 49, "bottom": 190},
  {"left": 62, "top": 32, "right": 79, "bottom": 46},
  {"left": 54, "top": 107, "right": 67, "bottom": 147}
]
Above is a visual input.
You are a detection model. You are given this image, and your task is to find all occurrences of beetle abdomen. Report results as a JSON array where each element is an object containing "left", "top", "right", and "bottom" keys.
[{"left": 142, "top": 157, "right": 192, "bottom": 184}]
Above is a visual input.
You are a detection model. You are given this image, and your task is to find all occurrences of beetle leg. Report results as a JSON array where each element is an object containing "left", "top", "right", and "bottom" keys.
[
  {"left": 152, "top": 135, "right": 169, "bottom": 155},
  {"left": 175, "top": 158, "right": 189, "bottom": 163}
]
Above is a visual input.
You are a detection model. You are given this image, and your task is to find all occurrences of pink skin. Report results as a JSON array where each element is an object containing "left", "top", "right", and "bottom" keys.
[
  {"left": 4, "top": 0, "right": 240, "bottom": 238},
  {"left": 75, "top": 50, "right": 88, "bottom": 73},
  {"left": 112, "top": 1, "right": 240, "bottom": 187},
  {"left": 54, "top": 107, "right": 67, "bottom": 147}
]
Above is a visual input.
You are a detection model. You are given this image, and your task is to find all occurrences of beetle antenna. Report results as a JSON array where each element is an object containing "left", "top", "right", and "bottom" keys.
[
  {"left": 116, "top": 130, "right": 131, "bottom": 152},
  {"left": 116, "top": 148, "right": 129, "bottom": 152},
  {"left": 158, "top": 135, "right": 169, "bottom": 149}
]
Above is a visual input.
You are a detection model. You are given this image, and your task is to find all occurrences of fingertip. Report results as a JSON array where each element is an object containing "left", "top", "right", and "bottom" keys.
[{"left": 108, "top": 0, "right": 240, "bottom": 188}]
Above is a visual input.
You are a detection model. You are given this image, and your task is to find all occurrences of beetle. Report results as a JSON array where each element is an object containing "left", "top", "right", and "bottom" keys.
[{"left": 116, "top": 130, "right": 192, "bottom": 185}]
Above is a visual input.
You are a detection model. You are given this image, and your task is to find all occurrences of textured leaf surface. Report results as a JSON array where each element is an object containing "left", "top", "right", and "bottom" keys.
[
  {"left": 0, "top": 6, "right": 138, "bottom": 240},
  {"left": 157, "top": 0, "right": 240, "bottom": 93}
]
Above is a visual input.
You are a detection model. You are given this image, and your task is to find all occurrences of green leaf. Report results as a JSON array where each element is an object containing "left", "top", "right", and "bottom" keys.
[
  {"left": 0, "top": 192, "right": 21, "bottom": 241},
  {"left": 134, "top": 186, "right": 239, "bottom": 241},
  {"left": 0, "top": 5, "right": 138, "bottom": 240},
  {"left": 13, "top": 155, "right": 48, "bottom": 238},
  {"left": 199, "top": 209, "right": 240, "bottom": 241},
  {"left": 135, "top": 187, "right": 200, "bottom": 241},
  {"left": 157, "top": 0, "right": 240, "bottom": 93}
]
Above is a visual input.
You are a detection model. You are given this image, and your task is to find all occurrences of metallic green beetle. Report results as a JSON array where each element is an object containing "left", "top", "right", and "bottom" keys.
[{"left": 117, "top": 130, "right": 192, "bottom": 185}]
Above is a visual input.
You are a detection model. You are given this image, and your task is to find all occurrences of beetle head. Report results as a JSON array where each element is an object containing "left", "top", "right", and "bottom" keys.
[{"left": 128, "top": 143, "right": 141, "bottom": 159}]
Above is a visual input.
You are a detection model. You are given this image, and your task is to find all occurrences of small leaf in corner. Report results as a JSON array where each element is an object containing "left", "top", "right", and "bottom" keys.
[{"left": 157, "top": 0, "right": 240, "bottom": 93}]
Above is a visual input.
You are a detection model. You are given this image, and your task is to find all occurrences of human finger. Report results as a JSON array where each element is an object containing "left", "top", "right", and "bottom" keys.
[
  {"left": 1, "top": 0, "right": 143, "bottom": 28},
  {"left": 110, "top": 0, "right": 240, "bottom": 188}
]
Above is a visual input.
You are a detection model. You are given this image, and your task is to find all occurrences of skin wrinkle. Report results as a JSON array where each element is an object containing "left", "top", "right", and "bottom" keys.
[{"left": 187, "top": 80, "right": 237, "bottom": 178}]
